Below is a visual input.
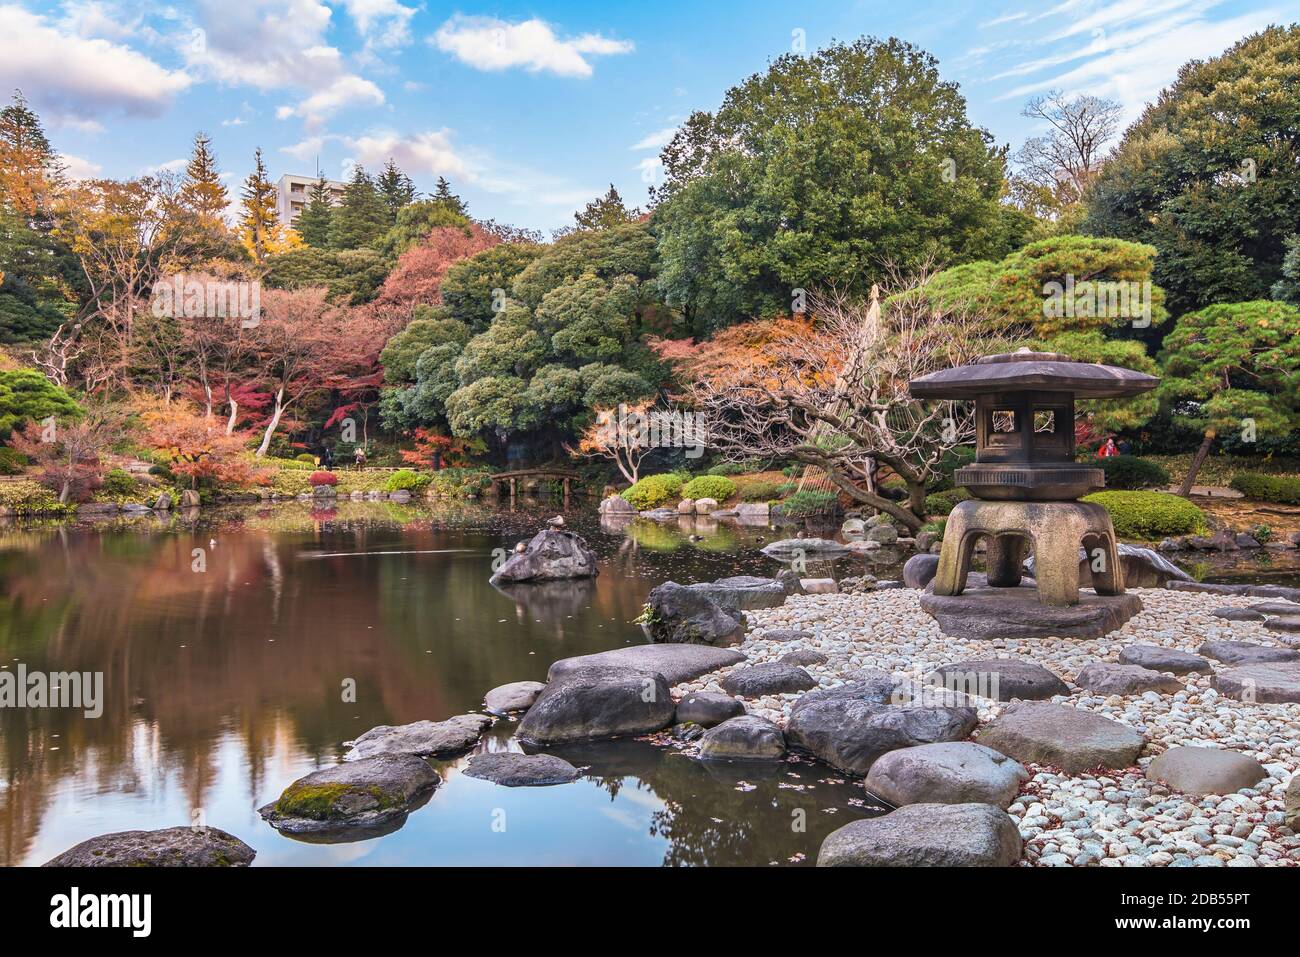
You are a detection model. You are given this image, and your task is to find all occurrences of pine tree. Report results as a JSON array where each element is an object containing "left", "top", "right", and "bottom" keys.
[
  {"left": 328, "top": 166, "right": 387, "bottom": 250},
  {"left": 239, "top": 147, "right": 281, "bottom": 262},
  {"left": 179, "top": 132, "right": 229, "bottom": 229},
  {"left": 377, "top": 158, "right": 416, "bottom": 225},
  {"left": 431, "top": 176, "right": 466, "bottom": 216},
  {"left": 0, "top": 89, "right": 64, "bottom": 217},
  {"left": 297, "top": 174, "right": 334, "bottom": 248},
  {"left": 574, "top": 184, "right": 638, "bottom": 231}
]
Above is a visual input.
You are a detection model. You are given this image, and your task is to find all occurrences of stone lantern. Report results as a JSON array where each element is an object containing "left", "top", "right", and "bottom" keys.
[{"left": 907, "top": 349, "right": 1158, "bottom": 638}]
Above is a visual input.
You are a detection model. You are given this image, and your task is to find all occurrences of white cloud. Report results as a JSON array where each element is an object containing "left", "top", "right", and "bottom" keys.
[
  {"left": 431, "top": 15, "right": 634, "bottom": 78},
  {"left": 58, "top": 0, "right": 142, "bottom": 40},
  {"left": 0, "top": 5, "right": 190, "bottom": 124},
  {"left": 336, "top": 0, "right": 416, "bottom": 51},
  {"left": 630, "top": 126, "right": 677, "bottom": 151},
  {"left": 59, "top": 152, "right": 102, "bottom": 180},
  {"left": 141, "top": 157, "right": 186, "bottom": 175},
  {"left": 281, "top": 129, "right": 471, "bottom": 180}
]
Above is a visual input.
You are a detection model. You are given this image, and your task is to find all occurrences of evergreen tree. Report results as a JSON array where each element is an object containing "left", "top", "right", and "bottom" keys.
[
  {"left": 328, "top": 166, "right": 388, "bottom": 250},
  {"left": 431, "top": 176, "right": 467, "bottom": 216},
  {"left": 239, "top": 147, "right": 281, "bottom": 262},
  {"left": 296, "top": 174, "right": 334, "bottom": 248},
  {"left": 179, "top": 132, "right": 229, "bottom": 229},
  {"left": 573, "top": 184, "right": 638, "bottom": 231},
  {"left": 0, "top": 89, "right": 64, "bottom": 216},
  {"left": 377, "top": 158, "right": 416, "bottom": 225}
]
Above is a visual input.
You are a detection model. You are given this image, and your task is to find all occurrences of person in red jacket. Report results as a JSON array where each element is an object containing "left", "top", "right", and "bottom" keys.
[{"left": 1098, "top": 437, "right": 1119, "bottom": 459}]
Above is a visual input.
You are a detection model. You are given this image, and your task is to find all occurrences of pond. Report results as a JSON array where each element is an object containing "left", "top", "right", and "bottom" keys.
[{"left": 0, "top": 500, "right": 899, "bottom": 867}]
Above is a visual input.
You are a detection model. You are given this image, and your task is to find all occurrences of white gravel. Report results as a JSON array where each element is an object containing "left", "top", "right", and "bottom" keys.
[{"left": 672, "top": 586, "right": 1300, "bottom": 867}]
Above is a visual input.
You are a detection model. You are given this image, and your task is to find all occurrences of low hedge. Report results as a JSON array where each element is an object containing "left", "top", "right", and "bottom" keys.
[
  {"left": 0, "top": 480, "right": 71, "bottom": 514},
  {"left": 385, "top": 468, "right": 432, "bottom": 493},
  {"left": 1230, "top": 472, "right": 1300, "bottom": 505},
  {"left": 622, "top": 473, "right": 684, "bottom": 510},
  {"left": 1080, "top": 490, "right": 1207, "bottom": 539},
  {"left": 681, "top": 475, "right": 736, "bottom": 502},
  {"left": 925, "top": 487, "right": 971, "bottom": 517},
  {"left": 737, "top": 479, "right": 785, "bottom": 502},
  {"left": 1100, "top": 456, "right": 1170, "bottom": 490},
  {"left": 779, "top": 489, "right": 838, "bottom": 517}
]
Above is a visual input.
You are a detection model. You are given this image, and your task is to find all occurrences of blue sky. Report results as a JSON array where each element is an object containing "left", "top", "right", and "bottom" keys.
[{"left": 1, "top": 0, "right": 1291, "bottom": 231}]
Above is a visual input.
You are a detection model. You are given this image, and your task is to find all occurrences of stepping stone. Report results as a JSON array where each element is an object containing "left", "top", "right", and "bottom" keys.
[
  {"left": 686, "top": 575, "right": 789, "bottom": 613},
  {"left": 1213, "top": 607, "right": 1266, "bottom": 622},
  {"left": 464, "top": 752, "right": 579, "bottom": 787},
  {"left": 1145, "top": 747, "right": 1268, "bottom": 797},
  {"left": 42, "top": 827, "right": 255, "bottom": 867},
  {"left": 260, "top": 754, "right": 439, "bottom": 834},
  {"left": 698, "top": 715, "right": 786, "bottom": 761},
  {"left": 1250, "top": 602, "right": 1300, "bottom": 616},
  {"left": 864, "top": 742, "right": 1028, "bottom": 809},
  {"left": 1198, "top": 640, "right": 1300, "bottom": 665},
  {"left": 1286, "top": 775, "right": 1300, "bottom": 830},
  {"left": 720, "top": 661, "right": 817, "bottom": 697},
  {"left": 1213, "top": 661, "right": 1300, "bottom": 703},
  {"left": 1264, "top": 617, "right": 1300, "bottom": 634},
  {"left": 547, "top": 644, "right": 745, "bottom": 685},
  {"left": 927, "top": 659, "right": 1068, "bottom": 702},
  {"left": 976, "top": 703, "right": 1145, "bottom": 774},
  {"left": 345, "top": 714, "right": 492, "bottom": 761},
  {"left": 1075, "top": 662, "right": 1183, "bottom": 695},
  {"left": 817, "top": 803, "right": 1021, "bottom": 867},
  {"left": 757, "top": 629, "right": 813, "bottom": 643},
  {"left": 780, "top": 649, "right": 828, "bottom": 667},
  {"left": 761, "top": 538, "right": 850, "bottom": 558},
  {"left": 674, "top": 691, "right": 744, "bottom": 728},
  {"left": 1118, "top": 645, "right": 1212, "bottom": 675},
  {"left": 518, "top": 665, "right": 675, "bottom": 745},
  {"left": 641, "top": 582, "right": 745, "bottom": 646},
  {"left": 484, "top": 681, "right": 546, "bottom": 715}
]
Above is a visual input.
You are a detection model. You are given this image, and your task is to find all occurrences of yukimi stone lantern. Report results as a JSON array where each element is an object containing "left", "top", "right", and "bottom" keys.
[{"left": 907, "top": 349, "right": 1159, "bottom": 639}]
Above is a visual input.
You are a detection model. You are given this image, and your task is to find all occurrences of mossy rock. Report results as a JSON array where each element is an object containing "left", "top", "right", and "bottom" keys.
[{"left": 259, "top": 754, "right": 439, "bottom": 834}]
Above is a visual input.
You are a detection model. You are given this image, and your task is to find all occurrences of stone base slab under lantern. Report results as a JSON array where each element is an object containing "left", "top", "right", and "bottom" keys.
[{"left": 919, "top": 583, "right": 1143, "bottom": 640}]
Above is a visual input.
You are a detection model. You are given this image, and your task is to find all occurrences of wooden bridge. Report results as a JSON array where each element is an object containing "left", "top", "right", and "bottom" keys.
[{"left": 488, "top": 468, "right": 586, "bottom": 506}]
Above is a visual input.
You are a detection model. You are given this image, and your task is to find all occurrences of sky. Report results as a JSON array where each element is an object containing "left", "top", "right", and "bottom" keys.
[{"left": 0, "top": 0, "right": 1292, "bottom": 232}]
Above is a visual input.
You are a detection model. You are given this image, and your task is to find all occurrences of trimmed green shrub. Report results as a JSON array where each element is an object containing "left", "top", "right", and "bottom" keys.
[
  {"left": 427, "top": 467, "right": 491, "bottom": 498},
  {"left": 682, "top": 475, "right": 737, "bottom": 501},
  {"left": 705, "top": 462, "right": 746, "bottom": 476},
  {"left": 1081, "top": 491, "right": 1207, "bottom": 539},
  {"left": 622, "top": 473, "right": 685, "bottom": 510},
  {"left": 384, "top": 469, "right": 431, "bottom": 493},
  {"left": 269, "top": 457, "right": 316, "bottom": 471},
  {"left": 779, "top": 489, "right": 838, "bottom": 517},
  {"left": 295, "top": 453, "right": 317, "bottom": 464},
  {"left": 925, "top": 487, "right": 971, "bottom": 517},
  {"left": 0, "top": 447, "right": 27, "bottom": 475},
  {"left": 737, "top": 480, "right": 784, "bottom": 501},
  {"left": 0, "top": 480, "right": 70, "bottom": 514},
  {"left": 1230, "top": 472, "right": 1300, "bottom": 505},
  {"left": 100, "top": 468, "right": 138, "bottom": 496},
  {"left": 1100, "top": 455, "right": 1170, "bottom": 490}
]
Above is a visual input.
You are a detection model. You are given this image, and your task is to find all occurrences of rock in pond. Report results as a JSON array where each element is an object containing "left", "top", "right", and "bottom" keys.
[
  {"left": 865, "top": 742, "right": 1028, "bottom": 809},
  {"left": 1198, "top": 640, "right": 1300, "bottom": 665},
  {"left": 977, "top": 703, "right": 1145, "bottom": 774},
  {"left": 817, "top": 803, "right": 1021, "bottom": 867},
  {"left": 548, "top": 643, "right": 744, "bottom": 685},
  {"left": 345, "top": 714, "right": 492, "bottom": 761},
  {"left": 674, "top": 691, "right": 744, "bottom": 728},
  {"left": 484, "top": 681, "right": 546, "bottom": 715},
  {"left": 43, "top": 827, "right": 255, "bottom": 867},
  {"left": 489, "top": 529, "right": 598, "bottom": 585},
  {"left": 720, "top": 661, "right": 817, "bottom": 697},
  {"left": 903, "top": 553, "right": 939, "bottom": 590},
  {"left": 643, "top": 581, "right": 745, "bottom": 645},
  {"left": 1145, "top": 747, "right": 1268, "bottom": 797},
  {"left": 698, "top": 715, "right": 786, "bottom": 761},
  {"left": 598, "top": 495, "right": 635, "bottom": 515},
  {"left": 517, "top": 665, "right": 675, "bottom": 745},
  {"left": 260, "top": 754, "right": 439, "bottom": 834},
  {"left": 686, "top": 575, "right": 789, "bottom": 614},
  {"left": 1213, "top": 661, "right": 1300, "bottom": 703},
  {"left": 927, "top": 659, "right": 1068, "bottom": 702},
  {"left": 464, "top": 752, "right": 580, "bottom": 787},
  {"left": 1117, "top": 645, "right": 1212, "bottom": 675},
  {"left": 761, "top": 538, "right": 850, "bottom": 559},
  {"left": 1075, "top": 662, "right": 1183, "bottom": 695}
]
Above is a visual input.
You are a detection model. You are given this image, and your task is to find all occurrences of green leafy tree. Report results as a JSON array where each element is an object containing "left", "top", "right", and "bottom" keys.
[
  {"left": 538, "top": 274, "right": 639, "bottom": 362},
  {"left": 372, "top": 200, "right": 470, "bottom": 258},
  {"left": 296, "top": 174, "right": 334, "bottom": 248},
  {"left": 1272, "top": 235, "right": 1300, "bottom": 304},
  {"left": 1084, "top": 26, "right": 1300, "bottom": 315},
  {"left": 379, "top": 311, "right": 471, "bottom": 383},
  {"left": 652, "top": 37, "right": 1033, "bottom": 331},
  {"left": 439, "top": 242, "right": 544, "bottom": 330},
  {"left": 0, "top": 369, "right": 81, "bottom": 438},
  {"left": 1158, "top": 300, "right": 1300, "bottom": 494},
  {"left": 512, "top": 222, "right": 656, "bottom": 308},
  {"left": 328, "top": 166, "right": 388, "bottom": 250}
]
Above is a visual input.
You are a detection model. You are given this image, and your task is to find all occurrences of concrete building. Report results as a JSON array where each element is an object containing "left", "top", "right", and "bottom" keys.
[{"left": 275, "top": 174, "right": 347, "bottom": 224}]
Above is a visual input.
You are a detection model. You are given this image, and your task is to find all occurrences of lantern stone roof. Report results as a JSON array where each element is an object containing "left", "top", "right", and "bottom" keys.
[{"left": 908, "top": 348, "right": 1159, "bottom": 400}]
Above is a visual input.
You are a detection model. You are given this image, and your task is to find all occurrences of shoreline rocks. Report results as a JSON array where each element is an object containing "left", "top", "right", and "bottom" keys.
[
  {"left": 345, "top": 714, "right": 492, "bottom": 761},
  {"left": 1145, "top": 747, "right": 1268, "bottom": 797},
  {"left": 548, "top": 644, "right": 744, "bottom": 685},
  {"left": 517, "top": 665, "right": 674, "bottom": 745},
  {"left": 643, "top": 581, "right": 745, "bottom": 645},
  {"left": 484, "top": 681, "right": 546, "bottom": 715},
  {"left": 464, "top": 752, "right": 580, "bottom": 787},
  {"left": 43, "top": 827, "right": 256, "bottom": 867},
  {"left": 698, "top": 715, "right": 786, "bottom": 761},
  {"left": 864, "top": 742, "right": 1029, "bottom": 809},
  {"left": 260, "top": 754, "right": 439, "bottom": 834},
  {"left": 818, "top": 803, "right": 1021, "bottom": 867},
  {"left": 977, "top": 703, "right": 1146, "bottom": 774}
]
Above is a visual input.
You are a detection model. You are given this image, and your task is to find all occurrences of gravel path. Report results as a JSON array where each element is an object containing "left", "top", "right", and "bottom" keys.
[{"left": 672, "top": 587, "right": 1300, "bottom": 867}]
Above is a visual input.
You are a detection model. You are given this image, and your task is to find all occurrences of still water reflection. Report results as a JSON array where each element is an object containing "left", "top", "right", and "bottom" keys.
[{"left": 0, "top": 501, "right": 894, "bottom": 866}]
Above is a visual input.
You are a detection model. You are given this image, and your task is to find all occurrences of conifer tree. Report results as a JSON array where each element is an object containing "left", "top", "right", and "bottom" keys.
[
  {"left": 239, "top": 147, "right": 282, "bottom": 262},
  {"left": 0, "top": 89, "right": 64, "bottom": 216},
  {"left": 179, "top": 132, "right": 229, "bottom": 229},
  {"left": 328, "top": 166, "right": 387, "bottom": 250},
  {"left": 296, "top": 173, "right": 334, "bottom": 248},
  {"left": 377, "top": 158, "right": 416, "bottom": 225},
  {"left": 431, "top": 176, "right": 466, "bottom": 216},
  {"left": 573, "top": 184, "right": 638, "bottom": 231}
]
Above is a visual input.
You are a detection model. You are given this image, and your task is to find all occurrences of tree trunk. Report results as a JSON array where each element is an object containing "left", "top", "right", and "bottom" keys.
[
  {"left": 59, "top": 480, "right": 70, "bottom": 504},
  {"left": 1178, "top": 429, "right": 1216, "bottom": 498},
  {"left": 797, "top": 452, "right": 925, "bottom": 532},
  {"left": 255, "top": 388, "right": 286, "bottom": 457},
  {"left": 225, "top": 397, "right": 238, "bottom": 435}
]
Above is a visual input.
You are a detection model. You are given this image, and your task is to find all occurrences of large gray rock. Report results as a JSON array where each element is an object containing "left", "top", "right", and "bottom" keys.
[
  {"left": 345, "top": 714, "right": 492, "bottom": 761},
  {"left": 1264, "top": 616, "right": 1300, "bottom": 635},
  {"left": 643, "top": 581, "right": 745, "bottom": 645},
  {"left": 674, "top": 691, "right": 744, "bottom": 727},
  {"left": 977, "top": 703, "right": 1145, "bottom": 774},
  {"left": 1198, "top": 640, "right": 1300, "bottom": 665},
  {"left": 780, "top": 649, "right": 828, "bottom": 667},
  {"left": 927, "top": 659, "right": 1068, "bottom": 702},
  {"left": 1169, "top": 581, "right": 1300, "bottom": 602},
  {"left": 817, "top": 803, "right": 1021, "bottom": 867},
  {"left": 1145, "top": 747, "right": 1268, "bottom": 797},
  {"left": 1213, "top": 661, "right": 1300, "bottom": 703},
  {"left": 919, "top": 584, "right": 1143, "bottom": 640},
  {"left": 903, "top": 554, "right": 940, "bottom": 590},
  {"left": 1213, "top": 607, "right": 1266, "bottom": 622},
  {"left": 786, "top": 678, "right": 978, "bottom": 775},
  {"left": 548, "top": 644, "right": 744, "bottom": 685},
  {"left": 698, "top": 715, "right": 786, "bottom": 761},
  {"left": 517, "top": 665, "right": 674, "bottom": 745},
  {"left": 260, "top": 754, "right": 439, "bottom": 834},
  {"left": 720, "top": 661, "right": 817, "bottom": 697},
  {"left": 1118, "top": 645, "right": 1213, "bottom": 674},
  {"left": 757, "top": 628, "right": 813, "bottom": 643},
  {"left": 1024, "top": 543, "right": 1192, "bottom": 588},
  {"left": 687, "top": 576, "right": 789, "bottom": 614},
  {"left": 489, "top": 529, "right": 598, "bottom": 585},
  {"left": 866, "top": 523, "right": 898, "bottom": 545},
  {"left": 1251, "top": 601, "right": 1300, "bottom": 616},
  {"left": 484, "top": 681, "right": 546, "bottom": 715},
  {"left": 761, "top": 538, "right": 850, "bottom": 558},
  {"left": 43, "top": 827, "right": 255, "bottom": 867},
  {"left": 1075, "top": 662, "right": 1183, "bottom": 695},
  {"left": 864, "top": 742, "right": 1028, "bottom": 809},
  {"left": 598, "top": 495, "right": 635, "bottom": 515},
  {"left": 1286, "top": 774, "right": 1300, "bottom": 830},
  {"left": 463, "top": 752, "right": 580, "bottom": 787}
]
